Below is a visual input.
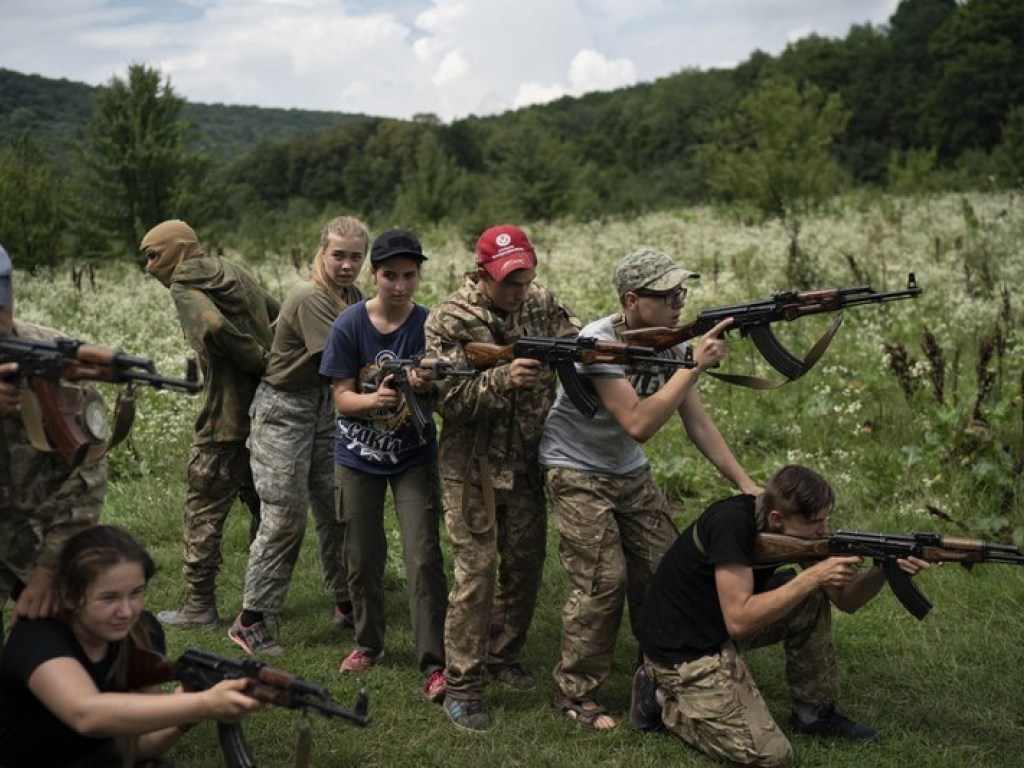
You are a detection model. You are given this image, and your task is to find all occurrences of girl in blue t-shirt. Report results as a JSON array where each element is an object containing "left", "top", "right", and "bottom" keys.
[
  {"left": 319, "top": 228, "right": 448, "bottom": 704},
  {"left": 0, "top": 525, "right": 259, "bottom": 767}
]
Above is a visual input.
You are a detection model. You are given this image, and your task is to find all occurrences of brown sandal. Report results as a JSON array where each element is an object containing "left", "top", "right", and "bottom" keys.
[{"left": 552, "top": 691, "right": 616, "bottom": 731}]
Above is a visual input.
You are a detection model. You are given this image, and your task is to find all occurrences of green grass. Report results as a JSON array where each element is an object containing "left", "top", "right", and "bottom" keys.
[{"left": 6, "top": 190, "right": 1024, "bottom": 766}]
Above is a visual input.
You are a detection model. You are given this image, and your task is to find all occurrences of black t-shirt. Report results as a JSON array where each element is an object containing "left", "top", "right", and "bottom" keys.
[
  {"left": 0, "top": 614, "right": 165, "bottom": 767},
  {"left": 637, "top": 494, "right": 779, "bottom": 664}
]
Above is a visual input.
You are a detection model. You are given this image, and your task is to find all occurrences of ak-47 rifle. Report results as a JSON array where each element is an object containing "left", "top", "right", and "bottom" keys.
[
  {"left": 0, "top": 335, "right": 201, "bottom": 466},
  {"left": 463, "top": 336, "right": 695, "bottom": 417},
  {"left": 361, "top": 355, "right": 477, "bottom": 440},
  {"left": 620, "top": 274, "right": 922, "bottom": 386},
  {"left": 128, "top": 647, "right": 370, "bottom": 768},
  {"left": 753, "top": 529, "right": 1024, "bottom": 620}
]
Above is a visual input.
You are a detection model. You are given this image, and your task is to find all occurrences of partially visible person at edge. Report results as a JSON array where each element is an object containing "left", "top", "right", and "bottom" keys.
[
  {"left": 630, "top": 465, "right": 929, "bottom": 767},
  {"left": 0, "top": 243, "right": 108, "bottom": 653},
  {"left": 227, "top": 216, "right": 370, "bottom": 657},
  {"left": 0, "top": 524, "right": 260, "bottom": 767},
  {"left": 319, "top": 228, "right": 448, "bottom": 703},
  {"left": 540, "top": 247, "right": 761, "bottom": 732},
  {"left": 423, "top": 224, "right": 581, "bottom": 732},
  {"left": 141, "top": 220, "right": 279, "bottom": 630}
]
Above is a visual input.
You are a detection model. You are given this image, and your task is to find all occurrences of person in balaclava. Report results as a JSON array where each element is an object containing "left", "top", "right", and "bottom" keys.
[
  {"left": 0, "top": 243, "right": 107, "bottom": 650},
  {"left": 140, "top": 220, "right": 279, "bottom": 629}
]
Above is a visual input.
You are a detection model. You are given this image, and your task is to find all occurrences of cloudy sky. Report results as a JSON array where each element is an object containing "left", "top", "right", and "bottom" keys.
[{"left": 1, "top": 0, "right": 900, "bottom": 122}]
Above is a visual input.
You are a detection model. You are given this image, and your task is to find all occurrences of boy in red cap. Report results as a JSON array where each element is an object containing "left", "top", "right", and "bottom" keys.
[{"left": 424, "top": 225, "right": 580, "bottom": 732}]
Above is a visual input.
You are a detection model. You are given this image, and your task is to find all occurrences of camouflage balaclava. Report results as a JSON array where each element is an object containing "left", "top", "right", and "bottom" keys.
[{"left": 141, "top": 220, "right": 203, "bottom": 288}]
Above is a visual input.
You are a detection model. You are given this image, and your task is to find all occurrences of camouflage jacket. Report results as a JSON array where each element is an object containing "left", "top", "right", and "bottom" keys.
[
  {"left": 424, "top": 273, "right": 579, "bottom": 489},
  {"left": 170, "top": 257, "right": 279, "bottom": 444},
  {"left": 0, "top": 321, "right": 107, "bottom": 581}
]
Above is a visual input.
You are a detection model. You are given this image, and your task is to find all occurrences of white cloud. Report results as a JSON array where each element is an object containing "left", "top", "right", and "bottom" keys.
[
  {"left": 0, "top": 0, "right": 904, "bottom": 121},
  {"left": 568, "top": 49, "right": 636, "bottom": 94},
  {"left": 512, "top": 82, "right": 569, "bottom": 111}
]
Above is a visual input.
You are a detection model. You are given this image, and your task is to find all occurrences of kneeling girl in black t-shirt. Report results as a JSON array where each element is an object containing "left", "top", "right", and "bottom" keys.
[{"left": 0, "top": 525, "right": 260, "bottom": 767}]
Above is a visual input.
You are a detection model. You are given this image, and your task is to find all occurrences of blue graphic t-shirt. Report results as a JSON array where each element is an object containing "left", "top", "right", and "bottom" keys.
[{"left": 319, "top": 300, "right": 437, "bottom": 475}]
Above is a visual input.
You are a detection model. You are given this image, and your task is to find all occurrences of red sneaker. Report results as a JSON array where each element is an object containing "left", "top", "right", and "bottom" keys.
[
  {"left": 338, "top": 648, "right": 383, "bottom": 674},
  {"left": 423, "top": 669, "right": 445, "bottom": 703}
]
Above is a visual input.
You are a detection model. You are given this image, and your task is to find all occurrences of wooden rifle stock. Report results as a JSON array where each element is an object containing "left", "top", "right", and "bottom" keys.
[
  {"left": 753, "top": 532, "right": 833, "bottom": 564},
  {"left": 27, "top": 377, "right": 93, "bottom": 466},
  {"left": 462, "top": 342, "right": 513, "bottom": 368}
]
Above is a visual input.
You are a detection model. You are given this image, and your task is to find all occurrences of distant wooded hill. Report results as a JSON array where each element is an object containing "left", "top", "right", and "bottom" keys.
[
  {"left": 1, "top": 0, "right": 1022, "bottom": 266},
  {"left": 0, "top": 67, "right": 367, "bottom": 161}
]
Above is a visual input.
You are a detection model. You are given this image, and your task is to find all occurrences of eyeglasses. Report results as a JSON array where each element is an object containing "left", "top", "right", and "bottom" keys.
[{"left": 635, "top": 287, "right": 687, "bottom": 308}]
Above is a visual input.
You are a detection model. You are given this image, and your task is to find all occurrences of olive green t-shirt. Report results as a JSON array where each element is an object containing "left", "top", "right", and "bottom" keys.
[{"left": 264, "top": 280, "right": 362, "bottom": 391}]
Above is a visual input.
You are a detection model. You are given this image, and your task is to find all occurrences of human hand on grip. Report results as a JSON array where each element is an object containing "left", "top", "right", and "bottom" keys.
[
  {"left": 692, "top": 318, "right": 734, "bottom": 371},
  {"left": 408, "top": 367, "right": 435, "bottom": 393},
  {"left": 373, "top": 374, "right": 402, "bottom": 409},
  {"left": 806, "top": 555, "right": 864, "bottom": 588},
  {"left": 509, "top": 358, "right": 543, "bottom": 389},
  {"left": 892, "top": 555, "right": 930, "bottom": 576},
  {"left": 201, "top": 678, "right": 262, "bottom": 723}
]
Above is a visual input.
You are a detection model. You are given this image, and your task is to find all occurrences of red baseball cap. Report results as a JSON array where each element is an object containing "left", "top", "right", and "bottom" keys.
[{"left": 475, "top": 225, "right": 537, "bottom": 282}]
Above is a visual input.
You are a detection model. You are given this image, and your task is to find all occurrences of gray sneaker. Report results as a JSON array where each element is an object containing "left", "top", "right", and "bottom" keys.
[
  {"left": 490, "top": 662, "right": 535, "bottom": 692},
  {"left": 445, "top": 697, "right": 491, "bottom": 732},
  {"left": 156, "top": 601, "right": 219, "bottom": 630},
  {"left": 228, "top": 615, "right": 284, "bottom": 656}
]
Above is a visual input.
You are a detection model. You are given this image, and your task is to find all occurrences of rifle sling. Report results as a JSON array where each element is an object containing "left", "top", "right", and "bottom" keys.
[
  {"left": 461, "top": 425, "right": 497, "bottom": 535},
  {"left": 691, "top": 494, "right": 768, "bottom": 559},
  {"left": 707, "top": 315, "right": 843, "bottom": 390}
]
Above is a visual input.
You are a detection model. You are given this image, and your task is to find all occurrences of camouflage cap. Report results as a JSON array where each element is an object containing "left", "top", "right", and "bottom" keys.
[
  {"left": 0, "top": 242, "right": 11, "bottom": 307},
  {"left": 613, "top": 247, "right": 698, "bottom": 295}
]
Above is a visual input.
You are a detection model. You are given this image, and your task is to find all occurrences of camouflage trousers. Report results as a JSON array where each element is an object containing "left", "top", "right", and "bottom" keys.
[
  {"left": 546, "top": 465, "right": 678, "bottom": 700},
  {"left": 442, "top": 469, "right": 547, "bottom": 699},
  {"left": 645, "top": 585, "right": 837, "bottom": 768},
  {"left": 242, "top": 382, "right": 348, "bottom": 615},
  {"left": 339, "top": 461, "right": 447, "bottom": 674},
  {"left": 180, "top": 441, "right": 261, "bottom": 594},
  {"left": 0, "top": 451, "right": 107, "bottom": 649}
]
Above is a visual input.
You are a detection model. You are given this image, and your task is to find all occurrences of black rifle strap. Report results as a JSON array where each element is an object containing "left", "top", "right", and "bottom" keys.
[{"left": 705, "top": 315, "right": 844, "bottom": 390}]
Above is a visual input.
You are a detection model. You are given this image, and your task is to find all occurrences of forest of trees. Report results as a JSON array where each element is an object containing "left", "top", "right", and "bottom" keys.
[{"left": 1, "top": 0, "right": 1022, "bottom": 269}]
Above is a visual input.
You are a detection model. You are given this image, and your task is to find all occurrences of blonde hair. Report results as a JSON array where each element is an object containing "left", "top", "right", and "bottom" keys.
[{"left": 310, "top": 216, "right": 370, "bottom": 310}]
